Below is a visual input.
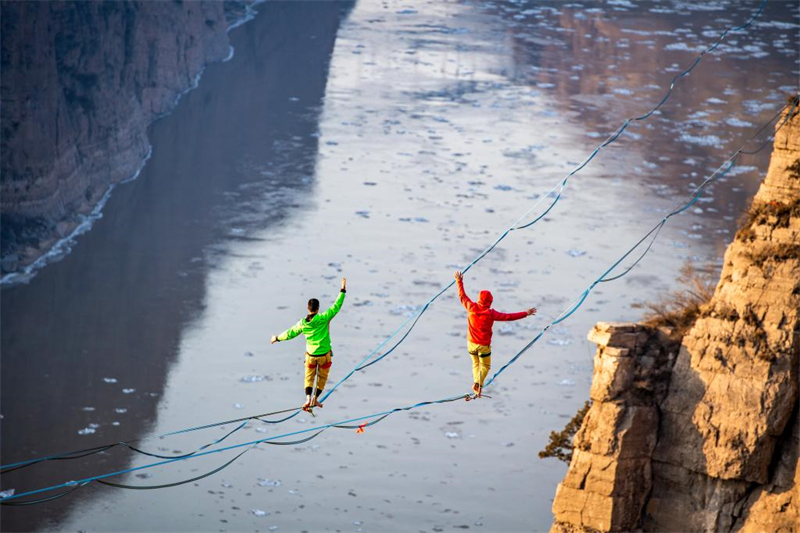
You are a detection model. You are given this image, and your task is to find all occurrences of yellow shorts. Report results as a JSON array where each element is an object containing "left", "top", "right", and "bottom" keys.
[{"left": 304, "top": 351, "right": 332, "bottom": 393}]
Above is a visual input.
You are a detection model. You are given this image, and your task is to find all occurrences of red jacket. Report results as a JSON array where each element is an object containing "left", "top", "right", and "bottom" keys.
[{"left": 456, "top": 278, "right": 528, "bottom": 346}]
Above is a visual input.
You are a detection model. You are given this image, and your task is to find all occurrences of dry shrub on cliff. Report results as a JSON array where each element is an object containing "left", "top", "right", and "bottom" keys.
[
  {"left": 636, "top": 262, "right": 717, "bottom": 338},
  {"left": 737, "top": 197, "right": 800, "bottom": 242},
  {"left": 538, "top": 400, "right": 591, "bottom": 463}
]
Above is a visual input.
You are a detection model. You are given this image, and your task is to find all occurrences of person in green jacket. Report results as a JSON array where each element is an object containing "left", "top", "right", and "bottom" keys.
[{"left": 271, "top": 277, "right": 347, "bottom": 410}]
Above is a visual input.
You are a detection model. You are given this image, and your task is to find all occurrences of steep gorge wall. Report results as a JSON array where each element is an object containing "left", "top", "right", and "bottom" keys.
[
  {"left": 551, "top": 104, "right": 800, "bottom": 532},
  {"left": 0, "top": 1, "right": 235, "bottom": 271}
]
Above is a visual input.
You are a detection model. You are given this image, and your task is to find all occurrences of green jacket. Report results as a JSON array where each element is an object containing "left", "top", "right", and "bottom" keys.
[{"left": 277, "top": 291, "right": 346, "bottom": 355}]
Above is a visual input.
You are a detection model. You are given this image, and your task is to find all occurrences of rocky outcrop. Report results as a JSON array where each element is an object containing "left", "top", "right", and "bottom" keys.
[
  {"left": 551, "top": 103, "right": 800, "bottom": 532},
  {"left": 0, "top": 1, "right": 236, "bottom": 272}
]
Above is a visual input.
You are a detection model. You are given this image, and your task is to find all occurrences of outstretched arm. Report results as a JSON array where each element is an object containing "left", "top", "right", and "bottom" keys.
[
  {"left": 272, "top": 320, "right": 304, "bottom": 344},
  {"left": 492, "top": 307, "right": 537, "bottom": 321},
  {"left": 454, "top": 271, "right": 473, "bottom": 310},
  {"left": 318, "top": 277, "right": 347, "bottom": 322}
]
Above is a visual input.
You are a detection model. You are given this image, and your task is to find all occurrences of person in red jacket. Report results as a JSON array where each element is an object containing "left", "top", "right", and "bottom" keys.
[{"left": 454, "top": 270, "right": 536, "bottom": 397}]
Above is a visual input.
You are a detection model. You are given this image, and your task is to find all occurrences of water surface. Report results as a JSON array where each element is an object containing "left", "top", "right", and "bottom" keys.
[{"left": 2, "top": 1, "right": 798, "bottom": 532}]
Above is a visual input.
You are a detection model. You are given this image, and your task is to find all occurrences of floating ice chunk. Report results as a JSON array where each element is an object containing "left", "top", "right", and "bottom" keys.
[
  {"left": 547, "top": 338, "right": 571, "bottom": 346},
  {"left": 679, "top": 134, "right": 723, "bottom": 148},
  {"left": 240, "top": 375, "right": 267, "bottom": 383},
  {"left": 77, "top": 427, "right": 96, "bottom": 435},
  {"left": 252, "top": 509, "right": 270, "bottom": 517},
  {"left": 445, "top": 432, "right": 460, "bottom": 439},
  {"left": 664, "top": 42, "right": 705, "bottom": 52},
  {"left": 258, "top": 478, "right": 282, "bottom": 487},
  {"left": 82, "top": 407, "right": 96, "bottom": 412},
  {"left": 103, "top": 377, "right": 118, "bottom": 384},
  {"left": 221, "top": 482, "right": 233, "bottom": 488},
  {"left": 743, "top": 100, "right": 776, "bottom": 114},
  {"left": 354, "top": 521, "right": 363, "bottom": 526},
  {"left": 122, "top": 388, "right": 136, "bottom": 394},
  {"left": 233, "top": 403, "right": 244, "bottom": 410},
  {"left": 706, "top": 97, "right": 727, "bottom": 105},
  {"left": 567, "top": 249, "right": 586, "bottom": 257},
  {"left": 612, "top": 88, "right": 633, "bottom": 95},
  {"left": 726, "top": 117, "right": 753, "bottom": 128},
  {"left": 256, "top": 427, "right": 268, "bottom": 433},
  {"left": 115, "top": 408, "right": 128, "bottom": 414},
  {"left": 112, "top": 421, "right": 120, "bottom": 426},
  {"left": 268, "top": 527, "right": 278, "bottom": 531},
  {"left": 0, "top": 488, "right": 14, "bottom": 499},
  {"left": 725, "top": 165, "right": 757, "bottom": 176},
  {"left": 557, "top": 379, "right": 576, "bottom": 387},
  {"left": 288, "top": 489, "right": 299, "bottom": 494}
]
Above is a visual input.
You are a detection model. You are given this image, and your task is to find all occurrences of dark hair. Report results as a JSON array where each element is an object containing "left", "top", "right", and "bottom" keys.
[{"left": 306, "top": 299, "right": 320, "bottom": 321}]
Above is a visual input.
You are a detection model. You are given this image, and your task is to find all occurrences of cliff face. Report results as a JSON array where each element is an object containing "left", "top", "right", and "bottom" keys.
[
  {"left": 0, "top": 1, "right": 233, "bottom": 272},
  {"left": 551, "top": 105, "right": 800, "bottom": 532}
]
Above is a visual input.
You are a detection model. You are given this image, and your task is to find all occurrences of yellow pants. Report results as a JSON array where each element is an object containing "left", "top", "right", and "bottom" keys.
[
  {"left": 468, "top": 342, "right": 492, "bottom": 387},
  {"left": 304, "top": 351, "right": 332, "bottom": 395}
]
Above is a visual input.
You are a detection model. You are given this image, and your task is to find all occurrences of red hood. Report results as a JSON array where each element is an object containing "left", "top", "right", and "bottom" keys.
[{"left": 477, "top": 290, "right": 493, "bottom": 307}]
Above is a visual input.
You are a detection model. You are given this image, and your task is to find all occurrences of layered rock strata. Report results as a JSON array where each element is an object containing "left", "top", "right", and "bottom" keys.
[
  {"left": 551, "top": 104, "right": 800, "bottom": 532},
  {"left": 0, "top": 1, "right": 234, "bottom": 272}
]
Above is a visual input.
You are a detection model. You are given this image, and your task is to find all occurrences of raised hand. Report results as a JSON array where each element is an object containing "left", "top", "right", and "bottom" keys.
[
  {"left": 454, "top": 270, "right": 463, "bottom": 281},
  {"left": 270, "top": 335, "right": 279, "bottom": 344},
  {"left": 341, "top": 277, "right": 347, "bottom": 291},
  {"left": 527, "top": 307, "right": 537, "bottom": 316}
]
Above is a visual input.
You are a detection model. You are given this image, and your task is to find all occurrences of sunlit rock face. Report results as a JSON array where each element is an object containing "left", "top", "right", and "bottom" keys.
[
  {"left": 551, "top": 106, "right": 800, "bottom": 532},
  {"left": 0, "top": 1, "right": 231, "bottom": 271}
]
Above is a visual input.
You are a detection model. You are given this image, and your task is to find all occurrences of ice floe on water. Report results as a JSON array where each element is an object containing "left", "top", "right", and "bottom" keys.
[
  {"left": 0, "top": 489, "right": 15, "bottom": 499},
  {"left": 251, "top": 509, "right": 270, "bottom": 517},
  {"left": 240, "top": 375, "right": 270, "bottom": 383},
  {"left": 103, "top": 377, "right": 118, "bottom": 384},
  {"left": 725, "top": 117, "right": 754, "bottom": 128},
  {"left": 679, "top": 133, "right": 723, "bottom": 148},
  {"left": 258, "top": 478, "right": 282, "bottom": 487}
]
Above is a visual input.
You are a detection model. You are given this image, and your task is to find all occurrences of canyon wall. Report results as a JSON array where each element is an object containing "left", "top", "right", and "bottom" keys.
[
  {"left": 551, "top": 104, "right": 800, "bottom": 532},
  {"left": 0, "top": 1, "right": 236, "bottom": 272}
]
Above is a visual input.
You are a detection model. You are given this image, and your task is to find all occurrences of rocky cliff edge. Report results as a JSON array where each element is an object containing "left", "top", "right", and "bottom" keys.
[{"left": 550, "top": 103, "right": 800, "bottom": 532}]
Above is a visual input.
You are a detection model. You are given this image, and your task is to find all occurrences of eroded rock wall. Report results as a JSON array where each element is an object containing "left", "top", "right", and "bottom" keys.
[
  {"left": 551, "top": 105, "right": 800, "bottom": 532},
  {"left": 0, "top": 1, "right": 232, "bottom": 270}
]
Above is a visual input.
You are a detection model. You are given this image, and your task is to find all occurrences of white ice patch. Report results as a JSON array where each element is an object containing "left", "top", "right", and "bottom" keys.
[
  {"left": 679, "top": 133, "right": 723, "bottom": 148},
  {"left": 726, "top": 117, "right": 754, "bottom": 128}
]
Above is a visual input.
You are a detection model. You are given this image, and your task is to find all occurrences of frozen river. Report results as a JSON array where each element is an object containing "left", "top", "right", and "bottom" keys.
[{"left": 1, "top": 1, "right": 798, "bottom": 531}]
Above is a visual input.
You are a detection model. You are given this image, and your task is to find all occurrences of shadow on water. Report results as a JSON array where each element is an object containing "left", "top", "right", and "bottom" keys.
[{"left": 0, "top": 2, "right": 353, "bottom": 530}]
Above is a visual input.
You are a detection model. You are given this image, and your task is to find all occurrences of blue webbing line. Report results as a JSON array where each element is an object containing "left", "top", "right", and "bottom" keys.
[
  {"left": 323, "top": 0, "right": 768, "bottom": 392},
  {"left": 0, "top": 1, "right": 773, "bottom": 473},
  {"left": 0, "top": 394, "right": 466, "bottom": 503},
  {"left": 485, "top": 96, "right": 797, "bottom": 386},
  {"left": 514, "top": 0, "right": 766, "bottom": 230},
  {"left": 4, "top": 97, "right": 794, "bottom": 504}
]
